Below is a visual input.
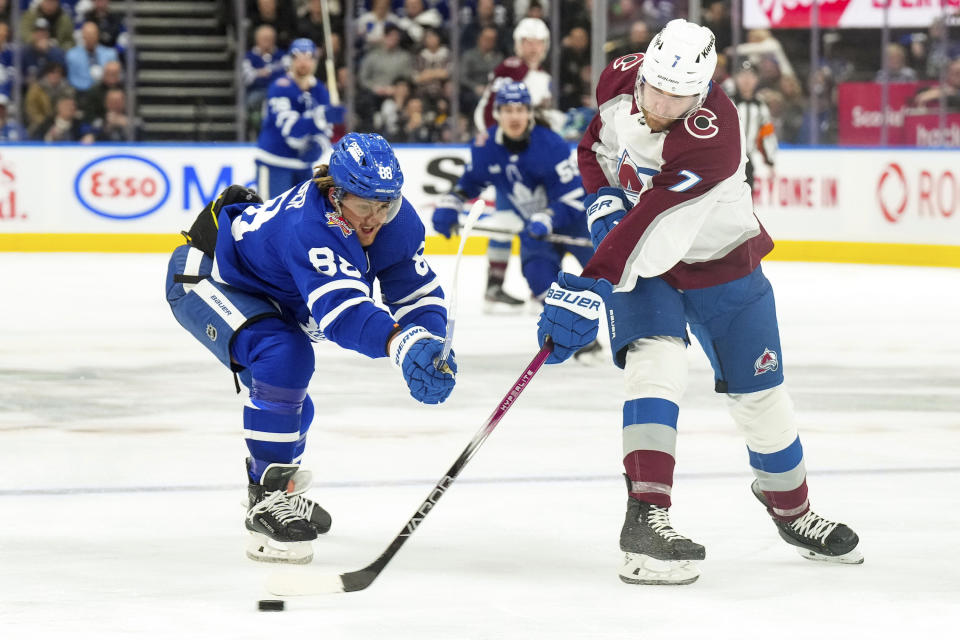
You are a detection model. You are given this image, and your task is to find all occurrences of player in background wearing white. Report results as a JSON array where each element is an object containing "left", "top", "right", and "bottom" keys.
[
  {"left": 728, "top": 59, "right": 777, "bottom": 190},
  {"left": 535, "top": 19, "right": 862, "bottom": 585},
  {"left": 255, "top": 38, "right": 345, "bottom": 200},
  {"left": 166, "top": 133, "right": 455, "bottom": 564},
  {"left": 470, "top": 17, "right": 562, "bottom": 310}
]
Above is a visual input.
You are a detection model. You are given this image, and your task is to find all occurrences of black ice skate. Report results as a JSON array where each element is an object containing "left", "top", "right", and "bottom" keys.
[
  {"left": 573, "top": 339, "right": 604, "bottom": 365},
  {"left": 619, "top": 488, "right": 706, "bottom": 585},
  {"left": 286, "top": 467, "right": 333, "bottom": 534},
  {"left": 483, "top": 283, "right": 525, "bottom": 313},
  {"left": 751, "top": 480, "right": 863, "bottom": 564},
  {"left": 245, "top": 461, "right": 318, "bottom": 564}
]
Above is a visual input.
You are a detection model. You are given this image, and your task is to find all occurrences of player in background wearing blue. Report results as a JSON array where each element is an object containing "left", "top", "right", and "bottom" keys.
[
  {"left": 255, "top": 38, "right": 345, "bottom": 200},
  {"left": 432, "top": 82, "right": 599, "bottom": 357},
  {"left": 165, "top": 133, "right": 456, "bottom": 564}
]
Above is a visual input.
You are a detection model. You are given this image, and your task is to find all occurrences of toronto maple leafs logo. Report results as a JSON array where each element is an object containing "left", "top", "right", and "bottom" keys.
[
  {"left": 754, "top": 348, "right": 779, "bottom": 376},
  {"left": 326, "top": 211, "right": 353, "bottom": 237},
  {"left": 506, "top": 181, "right": 548, "bottom": 219}
]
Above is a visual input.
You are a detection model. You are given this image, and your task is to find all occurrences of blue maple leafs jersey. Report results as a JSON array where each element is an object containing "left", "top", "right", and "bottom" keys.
[
  {"left": 256, "top": 74, "right": 336, "bottom": 169},
  {"left": 213, "top": 180, "right": 447, "bottom": 359},
  {"left": 457, "top": 125, "right": 586, "bottom": 229}
]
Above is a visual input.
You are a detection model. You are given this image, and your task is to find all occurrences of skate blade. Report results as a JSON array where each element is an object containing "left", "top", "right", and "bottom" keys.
[
  {"left": 246, "top": 533, "right": 314, "bottom": 565},
  {"left": 618, "top": 553, "right": 700, "bottom": 585},
  {"left": 797, "top": 546, "right": 864, "bottom": 564}
]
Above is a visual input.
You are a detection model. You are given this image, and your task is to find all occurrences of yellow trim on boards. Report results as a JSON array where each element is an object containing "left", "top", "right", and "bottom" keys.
[{"left": 1, "top": 233, "right": 959, "bottom": 268}]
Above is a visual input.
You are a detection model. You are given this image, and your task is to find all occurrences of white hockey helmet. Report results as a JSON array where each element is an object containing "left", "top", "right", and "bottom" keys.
[
  {"left": 513, "top": 17, "right": 550, "bottom": 52},
  {"left": 636, "top": 19, "right": 717, "bottom": 120}
]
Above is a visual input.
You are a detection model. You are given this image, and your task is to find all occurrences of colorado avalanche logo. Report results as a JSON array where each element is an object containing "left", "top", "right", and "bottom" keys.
[
  {"left": 617, "top": 150, "right": 657, "bottom": 200},
  {"left": 684, "top": 108, "right": 719, "bottom": 139},
  {"left": 754, "top": 348, "right": 779, "bottom": 376},
  {"left": 326, "top": 211, "right": 353, "bottom": 237}
]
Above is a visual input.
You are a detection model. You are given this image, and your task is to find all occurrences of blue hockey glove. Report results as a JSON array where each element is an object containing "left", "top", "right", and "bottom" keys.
[
  {"left": 526, "top": 211, "right": 553, "bottom": 239},
  {"left": 324, "top": 105, "right": 346, "bottom": 124},
  {"left": 584, "top": 187, "right": 630, "bottom": 250},
  {"left": 432, "top": 194, "right": 464, "bottom": 239},
  {"left": 537, "top": 272, "right": 612, "bottom": 365},
  {"left": 389, "top": 325, "right": 458, "bottom": 404}
]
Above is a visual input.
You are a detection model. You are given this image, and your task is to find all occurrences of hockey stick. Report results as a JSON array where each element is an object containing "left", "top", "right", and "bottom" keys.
[
  {"left": 470, "top": 225, "right": 594, "bottom": 248},
  {"left": 438, "top": 199, "right": 486, "bottom": 367},
  {"left": 265, "top": 339, "right": 554, "bottom": 596},
  {"left": 319, "top": 0, "right": 340, "bottom": 105}
]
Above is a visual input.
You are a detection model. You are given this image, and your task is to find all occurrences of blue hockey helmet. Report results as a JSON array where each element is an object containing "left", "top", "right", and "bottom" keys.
[
  {"left": 289, "top": 38, "right": 317, "bottom": 57},
  {"left": 494, "top": 81, "right": 532, "bottom": 108},
  {"left": 328, "top": 133, "right": 404, "bottom": 221}
]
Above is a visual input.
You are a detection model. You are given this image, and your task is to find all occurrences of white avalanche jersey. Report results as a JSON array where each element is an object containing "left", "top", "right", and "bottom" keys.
[{"left": 578, "top": 53, "right": 773, "bottom": 292}]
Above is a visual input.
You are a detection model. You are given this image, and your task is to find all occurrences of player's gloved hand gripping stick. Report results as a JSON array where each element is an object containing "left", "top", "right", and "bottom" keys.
[{"left": 266, "top": 337, "right": 555, "bottom": 595}]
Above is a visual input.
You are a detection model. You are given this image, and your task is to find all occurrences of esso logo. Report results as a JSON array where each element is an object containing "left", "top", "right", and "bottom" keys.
[{"left": 74, "top": 154, "right": 171, "bottom": 219}]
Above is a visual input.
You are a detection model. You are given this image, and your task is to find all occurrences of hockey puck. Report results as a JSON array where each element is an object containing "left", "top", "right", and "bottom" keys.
[{"left": 257, "top": 599, "right": 285, "bottom": 611}]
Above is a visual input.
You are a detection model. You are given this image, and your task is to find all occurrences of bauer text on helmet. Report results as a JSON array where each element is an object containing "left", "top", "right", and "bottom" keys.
[{"left": 636, "top": 19, "right": 717, "bottom": 120}]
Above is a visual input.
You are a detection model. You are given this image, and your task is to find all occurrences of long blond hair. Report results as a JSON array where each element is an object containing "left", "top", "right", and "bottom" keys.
[{"left": 312, "top": 164, "right": 336, "bottom": 191}]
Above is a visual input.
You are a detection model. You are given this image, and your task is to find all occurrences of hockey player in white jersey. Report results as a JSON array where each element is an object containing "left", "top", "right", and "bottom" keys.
[
  {"left": 534, "top": 19, "right": 862, "bottom": 585},
  {"left": 165, "top": 133, "right": 455, "bottom": 564}
]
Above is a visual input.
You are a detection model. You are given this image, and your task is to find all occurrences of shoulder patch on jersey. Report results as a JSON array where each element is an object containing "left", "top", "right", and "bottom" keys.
[
  {"left": 503, "top": 56, "right": 523, "bottom": 68},
  {"left": 326, "top": 212, "right": 353, "bottom": 237},
  {"left": 597, "top": 55, "right": 642, "bottom": 107},
  {"left": 276, "top": 77, "right": 291, "bottom": 87},
  {"left": 683, "top": 108, "right": 719, "bottom": 139}
]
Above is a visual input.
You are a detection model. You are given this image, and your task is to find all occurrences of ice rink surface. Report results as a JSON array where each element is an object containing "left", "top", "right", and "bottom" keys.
[{"left": 1, "top": 252, "right": 958, "bottom": 639}]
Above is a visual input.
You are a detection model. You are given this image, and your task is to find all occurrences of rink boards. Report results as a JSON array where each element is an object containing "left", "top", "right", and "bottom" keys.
[{"left": 0, "top": 143, "right": 957, "bottom": 266}]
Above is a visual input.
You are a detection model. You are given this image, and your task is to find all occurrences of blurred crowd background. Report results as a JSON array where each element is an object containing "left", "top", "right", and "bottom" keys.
[{"left": 0, "top": 0, "right": 958, "bottom": 146}]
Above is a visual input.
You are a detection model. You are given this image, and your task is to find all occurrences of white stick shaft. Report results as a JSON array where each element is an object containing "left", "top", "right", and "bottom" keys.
[
  {"left": 439, "top": 199, "right": 486, "bottom": 364},
  {"left": 320, "top": 0, "right": 339, "bottom": 105}
]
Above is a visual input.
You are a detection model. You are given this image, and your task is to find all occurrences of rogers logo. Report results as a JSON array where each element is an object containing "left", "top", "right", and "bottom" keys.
[
  {"left": 877, "top": 163, "right": 907, "bottom": 223},
  {"left": 74, "top": 154, "right": 171, "bottom": 219},
  {"left": 758, "top": 0, "right": 851, "bottom": 28},
  {"left": 877, "top": 162, "right": 958, "bottom": 223}
]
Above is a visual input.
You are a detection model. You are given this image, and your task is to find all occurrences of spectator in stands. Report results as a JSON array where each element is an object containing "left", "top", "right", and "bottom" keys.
[
  {"left": 244, "top": 25, "right": 287, "bottom": 110},
  {"left": 357, "top": 24, "right": 413, "bottom": 123},
  {"left": 375, "top": 77, "right": 413, "bottom": 140},
  {"left": 25, "top": 62, "right": 72, "bottom": 135},
  {"left": 609, "top": 20, "right": 650, "bottom": 60},
  {"left": 701, "top": 0, "right": 731, "bottom": 52},
  {"left": 21, "top": 17, "right": 67, "bottom": 83},
  {"left": 460, "top": 26, "right": 503, "bottom": 115},
  {"left": 559, "top": 25, "right": 590, "bottom": 110},
  {"left": 460, "top": 0, "right": 511, "bottom": 55},
  {"left": 92, "top": 87, "right": 140, "bottom": 141},
  {"left": 248, "top": 0, "right": 297, "bottom": 48},
  {"left": 66, "top": 21, "right": 118, "bottom": 92},
  {"left": 36, "top": 93, "right": 95, "bottom": 142},
  {"left": 396, "top": 0, "right": 443, "bottom": 47},
  {"left": 875, "top": 43, "right": 917, "bottom": 83},
  {"left": 414, "top": 27, "right": 450, "bottom": 105},
  {"left": 79, "top": 57, "right": 121, "bottom": 120},
  {"left": 913, "top": 58, "right": 960, "bottom": 111},
  {"left": 21, "top": 0, "right": 75, "bottom": 50},
  {"left": 0, "top": 94, "right": 28, "bottom": 141},
  {"left": 923, "top": 18, "right": 960, "bottom": 81},
  {"left": 82, "top": 0, "right": 126, "bottom": 50},
  {"left": 777, "top": 73, "right": 806, "bottom": 144},
  {"left": 0, "top": 0, "right": 9, "bottom": 27},
  {"left": 0, "top": 22, "right": 12, "bottom": 98},
  {"left": 398, "top": 96, "right": 434, "bottom": 142},
  {"left": 297, "top": 0, "right": 344, "bottom": 47},
  {"left": 357, "top": 0, "right": 400, "bottom": 52},
  {"left": 734, "top": 30, "right": 796, "bottom": 88}
]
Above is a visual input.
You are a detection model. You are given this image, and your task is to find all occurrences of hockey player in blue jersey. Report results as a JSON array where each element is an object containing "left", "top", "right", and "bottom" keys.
[
  {"left": 255, "top": 37, "right": 345, "bottom": 199},
  {"left": 165, "top": 133, "right": 456, "bottom": 564},
  {"left": 432, "top": 82, "right": 598, "bottom": 357}
]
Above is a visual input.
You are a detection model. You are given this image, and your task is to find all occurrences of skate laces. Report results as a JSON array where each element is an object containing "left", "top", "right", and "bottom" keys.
[
  {"left": 790, "top": 510, "right": 839, "bottom": 543},
  {"left": 647, "top": 505, "right": 688, "bottom": 541},
  {"left": 249, "top": 490, "right": 301, "bottom": 525},
  {"left": 288, "top": 494, "right": 316, "bottom": 520}
]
